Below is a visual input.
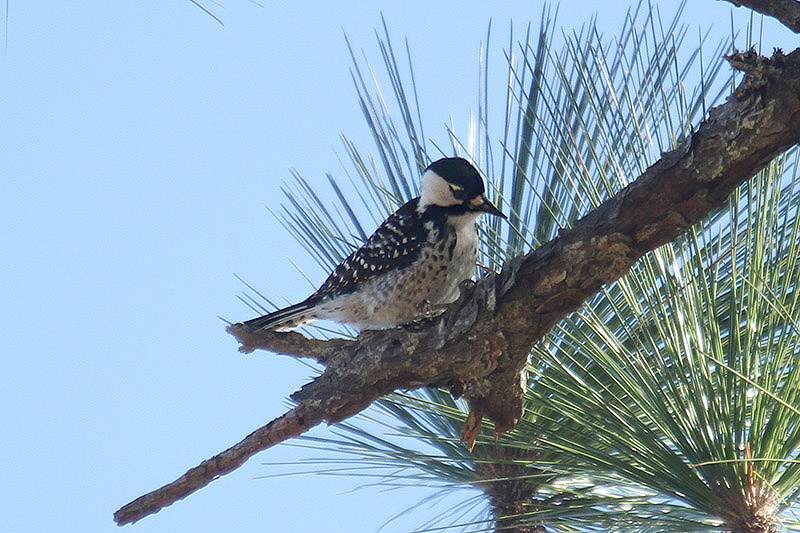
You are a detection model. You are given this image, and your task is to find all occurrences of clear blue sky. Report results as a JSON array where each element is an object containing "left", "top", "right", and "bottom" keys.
[{"left": 1, "top": 2, "right": 795, "bottom": 532}]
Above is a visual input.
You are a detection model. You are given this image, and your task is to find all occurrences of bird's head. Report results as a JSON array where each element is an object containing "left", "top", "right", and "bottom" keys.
[{"left": 418, "top": 157, "right": 506, "bottom": 219}]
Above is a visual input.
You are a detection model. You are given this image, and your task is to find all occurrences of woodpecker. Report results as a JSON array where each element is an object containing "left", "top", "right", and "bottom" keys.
[{"left": 242, "top": 157, "right": 505, "bottom": 331}]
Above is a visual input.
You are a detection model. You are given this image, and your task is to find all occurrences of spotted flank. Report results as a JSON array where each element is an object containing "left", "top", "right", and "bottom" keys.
[{"left": 314, "top": 198, "right": 433, "bottom": 298}]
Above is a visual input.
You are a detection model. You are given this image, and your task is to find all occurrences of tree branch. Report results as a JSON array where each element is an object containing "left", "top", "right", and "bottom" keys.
[
  {"left": 114, "top": 405, "right": 320, "bottom": 525},
  {"left": 231, "top": 327, "right": 355, "bottom": 363},
  {"left": 114, "top": 48, "right": 800, "bottom": 525},
  {"left": 724, "top": 0, "right": 800, "bottom": 33}
]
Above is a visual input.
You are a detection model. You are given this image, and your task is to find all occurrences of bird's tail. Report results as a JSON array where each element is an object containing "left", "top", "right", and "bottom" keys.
[{"left": 241, "top": 299, "right": 318, "bottom": 331}]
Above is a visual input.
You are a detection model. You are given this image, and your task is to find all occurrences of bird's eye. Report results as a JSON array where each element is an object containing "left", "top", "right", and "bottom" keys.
[{"left": 449, "top": 186, "right": 467, "bottom": 201}]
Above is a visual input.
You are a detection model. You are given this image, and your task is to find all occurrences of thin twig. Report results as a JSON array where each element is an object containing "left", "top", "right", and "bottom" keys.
[{"left": 114, "top": 405, "right": 320, "bottom": 525}]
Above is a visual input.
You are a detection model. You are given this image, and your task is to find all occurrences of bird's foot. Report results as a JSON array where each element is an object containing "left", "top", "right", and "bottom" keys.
[{"left": 402, "top": 300, "right": 449, "bottom": 331}]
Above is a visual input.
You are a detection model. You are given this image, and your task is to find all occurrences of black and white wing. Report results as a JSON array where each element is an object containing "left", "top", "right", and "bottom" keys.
[{"left": 313, "top": 198, "right": 427, "bottom": 298}]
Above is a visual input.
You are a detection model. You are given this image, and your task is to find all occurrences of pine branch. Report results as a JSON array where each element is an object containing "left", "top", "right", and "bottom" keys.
[
  {"left": 114, "top": 48, "right": 800, "bottom": 526},
  {"left": 114, "top": 406, "right": 318, "bottom": 525},
  {"left": 231, "top": 327, "right": 354, "bottom": 363},
  {"left": 724, "top": 0, "right": 800, "bottom": 33}
]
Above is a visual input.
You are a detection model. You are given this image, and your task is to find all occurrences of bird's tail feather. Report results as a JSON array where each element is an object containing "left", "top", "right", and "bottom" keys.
[{"left": 242, "top": 299, "right": 318, "bottom": 331}]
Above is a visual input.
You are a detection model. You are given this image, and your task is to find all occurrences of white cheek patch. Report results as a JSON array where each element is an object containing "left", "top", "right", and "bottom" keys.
[{"left": 419, "top": 170, "right": 460, "bottom": 209}]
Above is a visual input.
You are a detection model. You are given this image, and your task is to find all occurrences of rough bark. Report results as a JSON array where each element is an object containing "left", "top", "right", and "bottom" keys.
[
  {"left": 115, "top": 48, "right": 800, "bottom": 526},
  {"left": 724, "top": 0, "right": 800, "bottom": 32}
]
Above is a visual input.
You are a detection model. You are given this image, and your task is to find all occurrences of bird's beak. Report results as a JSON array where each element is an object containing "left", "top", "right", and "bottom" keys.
[{"left": 471, "top": 194, "right": 506, "bottom": 218}]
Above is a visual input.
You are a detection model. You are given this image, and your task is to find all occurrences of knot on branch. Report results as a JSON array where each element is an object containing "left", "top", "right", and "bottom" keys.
[{"left": 726, "top": 48, "right": 790, "bottom": 97}]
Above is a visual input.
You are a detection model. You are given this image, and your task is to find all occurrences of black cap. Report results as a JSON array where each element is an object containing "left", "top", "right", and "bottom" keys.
[{"left": 426, "top": 158, "right": 485, "bottom": 199}]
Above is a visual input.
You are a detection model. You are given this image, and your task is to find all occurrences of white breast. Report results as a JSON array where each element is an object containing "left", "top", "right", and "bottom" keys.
[{"left": 437, "top": 213, "right": 480, "bottom": 303}]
